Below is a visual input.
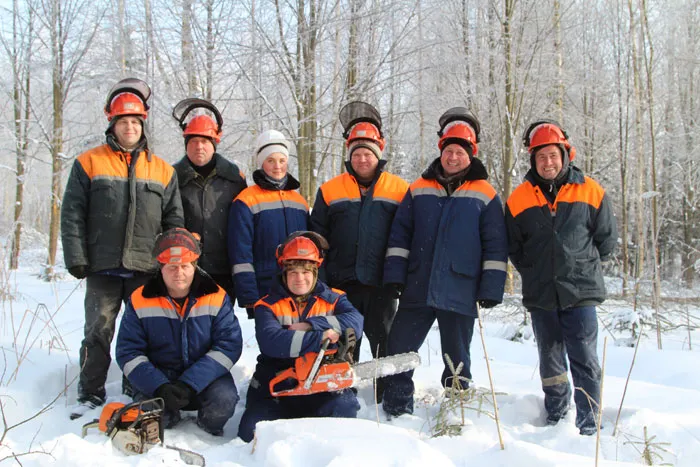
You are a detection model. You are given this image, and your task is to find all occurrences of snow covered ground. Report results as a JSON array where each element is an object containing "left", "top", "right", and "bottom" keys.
[{"left": 1, "top": 248, "right": 699, "bottom": 466}]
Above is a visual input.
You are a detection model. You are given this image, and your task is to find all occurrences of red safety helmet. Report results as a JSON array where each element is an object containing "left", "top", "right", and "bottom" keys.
[
  {"left": 105, "top": 92, "right": 148, "bottom": 121},
  {"left": 153, "top": 228, "right": 201, "bottom": 264},
  {"left": 183, "top": 115, "right": 222, "bottom": 143},
  {"left": 276, "top": 231, "right": 329, "bottom": 267},
  {"left": 345, "top": 122, "right": 386, "bottom": 151},
  {"left": 522, "top": 120, "right": 576, "bottom": 161}
]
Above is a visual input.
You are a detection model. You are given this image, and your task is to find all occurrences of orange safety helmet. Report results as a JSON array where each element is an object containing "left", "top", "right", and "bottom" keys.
[
  {"left": 276, "top": 231, "right": 329, "bottom": 267},
  {"left": 153, "top": 228, "right": 202, "bottom": 264},
  {"left": 345, "top": 122, "right": 386, "bottom": 151},
  {"left": 522, "top": 120, "right": 576, "bottom": 161},
  {"left": 105, "top": 92, "right": 148, "bottom": 121},
  {"left": 438, "top": 122, "right": 479, "bottom": 155},
  {"left": 183, "top": 115, "right": 222, "bottom": 143}
]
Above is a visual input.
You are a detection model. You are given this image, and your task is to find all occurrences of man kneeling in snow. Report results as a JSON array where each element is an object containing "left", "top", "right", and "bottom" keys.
[
  {"left": 237, "top": 232, "right": 363, "bottom": 443},
  {"left": 116, "top": 228, "right": 242, "bottom": 436}
]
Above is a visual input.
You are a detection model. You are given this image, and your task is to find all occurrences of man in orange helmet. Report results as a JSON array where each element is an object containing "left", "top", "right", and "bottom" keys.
[
  {"left": 505, "top": 120, "right": 617, "bottom": 435},
  {"left": 237, "top": 231, "right": 363, "bottom": 442},
  {"left": 116, "top": 228, "right": 242, "bottom": 436},
  {"left": 172, "top": 99, "right": 247, "bottom": 303},
  {"left": 381, "top": 108, "right": 508, "bottom": 417},
  {"left": 310, "top": 101, "right": 408, "bottom": 403},
  {"left": 61, "top": 78, "right": 184, "bottom": 420}
]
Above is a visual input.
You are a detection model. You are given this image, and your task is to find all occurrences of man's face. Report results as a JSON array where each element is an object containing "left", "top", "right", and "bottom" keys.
[
  {"left": 261, "top": 153, "right": 288, "bottom": 179},
  {"left": 113, "top": 116, "right": 143, "bottom": 149},
  {"left": 161, "top": 262, "right": 195, "bottom": 298},
  {"left": 286, "top": 266, "right": 315, "bottom": 296},
  {"left": 350, "top": 147, "right": 379, "bottom": 180},
  {"left": 186, "top": 136, "right": 215, "bottom": 167},
  {"left": 440, "top": 143, "right": 471, "bottom": 175},
  {"left": 535, "top": 145, "right": 563, "bottom": 180}
]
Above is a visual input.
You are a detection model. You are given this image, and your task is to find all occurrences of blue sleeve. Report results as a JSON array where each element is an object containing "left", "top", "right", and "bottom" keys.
[
  {"left": 383, "top": 191, "right": 414, "bottom": 286},
  {"left": 116, "top": 300, "right": 170, "bottom": 396},
  {"left": 254, "top": 303, "right": 325, "bottom": 358},
  {"left": 309, "top": 189, "right": 330, "bottom": 282},
  {"left": 305, "top": 294, "right": 364, "bottom": 339},
  {"left": 179, "top": 296, "right": 243, "bottom": 393},
  {"left": 477, "top": 195, "right": 508, "bottom": 302},
  {"left": 228, "top": 198, "right": 260, "bottom": 306}
]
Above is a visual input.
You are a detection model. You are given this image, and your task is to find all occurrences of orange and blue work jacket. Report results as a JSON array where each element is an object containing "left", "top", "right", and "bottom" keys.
[
  {"left": 228, "top": 170, "right": 309, "bottom": 306},
  {"left": 250, "top": 278, "right": 363, "bottom": 397},
  {"left": 383, "top": 157, "right": 508, "bottom": 316},
  {"left": 310, "top": 160, "right": 409, "bottom": 287},
  {"left": 505, "top": 167, "right": 617, "bottom": 311},
  {"left": 116, "top": 270, "right": 242, "bottom": 396},
  {"left": 61, "top": 143, "right": 184, "bottom": 273}
]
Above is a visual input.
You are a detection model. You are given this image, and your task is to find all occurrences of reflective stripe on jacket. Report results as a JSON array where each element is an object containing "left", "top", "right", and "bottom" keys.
[
  {"left": 310, "top": 162, "right": 409, "bottom": 287},
  {"left": 505, "top": 167, "right": 617, "bottom": 311},
  {"left": 116, "top": 269, "right": 242, "bottom": 396},
  {"left": 61, "top": 143, "right": 184, "bottom": 273}
]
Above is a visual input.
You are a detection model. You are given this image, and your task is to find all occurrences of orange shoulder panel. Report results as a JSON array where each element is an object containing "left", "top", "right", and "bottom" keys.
[
  {"left": 457, "top": 179, "right": 497, "bottom": 199},
  {"left": 234, "top": 185, "right": 271, "bottom": 206},
  {"left": 191, "top": 286, "right": 227, "bottom": 310},
  {"left": 306, "top": 296, "right": 337, "bottom": 317},
  {"left": 133, "top": 152, "right": 175, "bottom": 187},
  {"left": 285, "top": 189, "right": 310, "bottom": 209},
  {"left": 506, "top": 181, "right": 546, "bottom": 218},
  {"left": 267, "top": 298, "right": 298, "bottom": 320},
  {"left": 76, "top": 144, "right": 128, "bottom": 180},
  {"left": 320, "top": 173, "right": 360, "bottom": 205},
  {"left": 555, "top": 177, "right": 605, "bottom": 209},
  {"left": 409, "top": 177, "right": 440, "bottom": 192},
  {"left": 130, "top": 287, "right": 168, "bottom": 310},
  {"left": 374, "top": 173, "right": 409, "bottom": 202}
]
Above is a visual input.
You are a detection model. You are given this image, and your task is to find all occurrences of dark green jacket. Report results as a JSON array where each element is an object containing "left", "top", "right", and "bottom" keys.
[
  {"left": 173, "top": 153, "right": 247, "bottom": 275},
  {"left": 61, "top": 143, "right": 184, "bottom": 273},
  {"left": 505, "top": 167, "right": 617, "bottom": 311}
]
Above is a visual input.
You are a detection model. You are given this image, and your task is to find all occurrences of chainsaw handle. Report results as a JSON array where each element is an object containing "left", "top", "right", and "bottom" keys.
[{"left": 304, "top": 339, "right": 330, "bottom": 390}]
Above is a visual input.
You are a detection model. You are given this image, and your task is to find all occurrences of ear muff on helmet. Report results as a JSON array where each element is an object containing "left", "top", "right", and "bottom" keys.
[
  {"left": 522, "top": 119, "right": 577, "bottom": 161},
  {"left": 275, "top": 231, "right": 329, "bottom": 267}
]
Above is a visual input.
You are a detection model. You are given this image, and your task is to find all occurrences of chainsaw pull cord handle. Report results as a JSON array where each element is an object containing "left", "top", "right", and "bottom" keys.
[{"left": 303, "top": 338, "right": 331, "bottom": 390}]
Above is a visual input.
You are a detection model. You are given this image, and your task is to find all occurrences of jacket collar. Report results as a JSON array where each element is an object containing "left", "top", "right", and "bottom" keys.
[
  {"left": 422, "top": 156, "right": 488, "bottom": 182},
  {"left": 175, "top": 153, "right": 244, "bottom": 185},
  {"left": 141, "top": 267, "right": 220, "bottom": 300},
  {"left": 252, "top": 169, "right": 301, "bottom": 191}
]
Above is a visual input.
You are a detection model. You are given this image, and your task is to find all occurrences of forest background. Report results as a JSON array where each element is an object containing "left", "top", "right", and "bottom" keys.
[{"left": 0, "top": 0, "right": 697, "bottom": 304}]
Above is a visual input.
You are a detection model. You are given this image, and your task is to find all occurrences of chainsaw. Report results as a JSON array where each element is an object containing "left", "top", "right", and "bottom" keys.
[
  {"left": 81, "top": 397, "right": 205, "bottom": 466},
  {"left": 270, "top": 338, "right": 421, "bottom": 397}
]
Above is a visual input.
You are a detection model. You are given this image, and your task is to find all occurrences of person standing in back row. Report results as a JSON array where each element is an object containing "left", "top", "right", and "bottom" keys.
[
  {"left": 381, "top": 108, "right": 508, "bottom": 418},
  {"left": 61, "top": 78, "right": 184, "bottom": 419},
  {"left": 172, "top": 99, "right": 247, "bottom": 303},
  {"left": 505, "top": 120, "right": 617, "bottom": 435},
  {"left": 228, "top": 130, "right": 309, "bottom": 319},
  {"left": 310, "top": 101, "right": 408, "bottom": 402}
]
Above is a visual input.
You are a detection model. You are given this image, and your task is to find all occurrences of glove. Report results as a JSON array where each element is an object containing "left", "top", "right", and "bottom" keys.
[
  {"left": 155, "top": 381, "right": 195, "bottom": 411},
  {"left": 478, "top": 299, "right": 499, "bottom": 309},
  {"left": 68, "top": 265, "right": 88, "bottom": 279},
  {"left": 383, "top": 283, "right": 404, "bottom": 300}
]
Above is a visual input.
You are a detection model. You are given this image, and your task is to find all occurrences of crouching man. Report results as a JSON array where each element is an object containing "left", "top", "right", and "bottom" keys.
[
  {"left": 116, "top": 228, "right": 242, "bottom": 436},
  {"left": 237, "top": 232, "right": 363, "bottom": 442}
]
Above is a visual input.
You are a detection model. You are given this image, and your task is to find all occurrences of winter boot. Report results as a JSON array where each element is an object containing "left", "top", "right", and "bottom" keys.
[{"left": 69, "top": 394, "right": 105, "bottom": 420}]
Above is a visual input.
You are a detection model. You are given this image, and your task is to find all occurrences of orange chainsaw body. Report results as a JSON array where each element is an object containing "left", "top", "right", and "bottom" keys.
[{"left": 269, "top": 348, "right": 355, "bottom": 397}]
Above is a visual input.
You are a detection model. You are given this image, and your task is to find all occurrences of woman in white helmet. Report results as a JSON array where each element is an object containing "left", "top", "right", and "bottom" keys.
[{"left": 228, "top": 130, "right": 310, "bottom": 318}]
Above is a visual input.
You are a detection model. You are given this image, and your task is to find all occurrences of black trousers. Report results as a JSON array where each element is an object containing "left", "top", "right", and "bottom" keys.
[
  {"left": 78, "top": 273, "right": 150, "bottom": 402},
  {"left": 340, "top": 282, "right": 397, "bottom": 401}
]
